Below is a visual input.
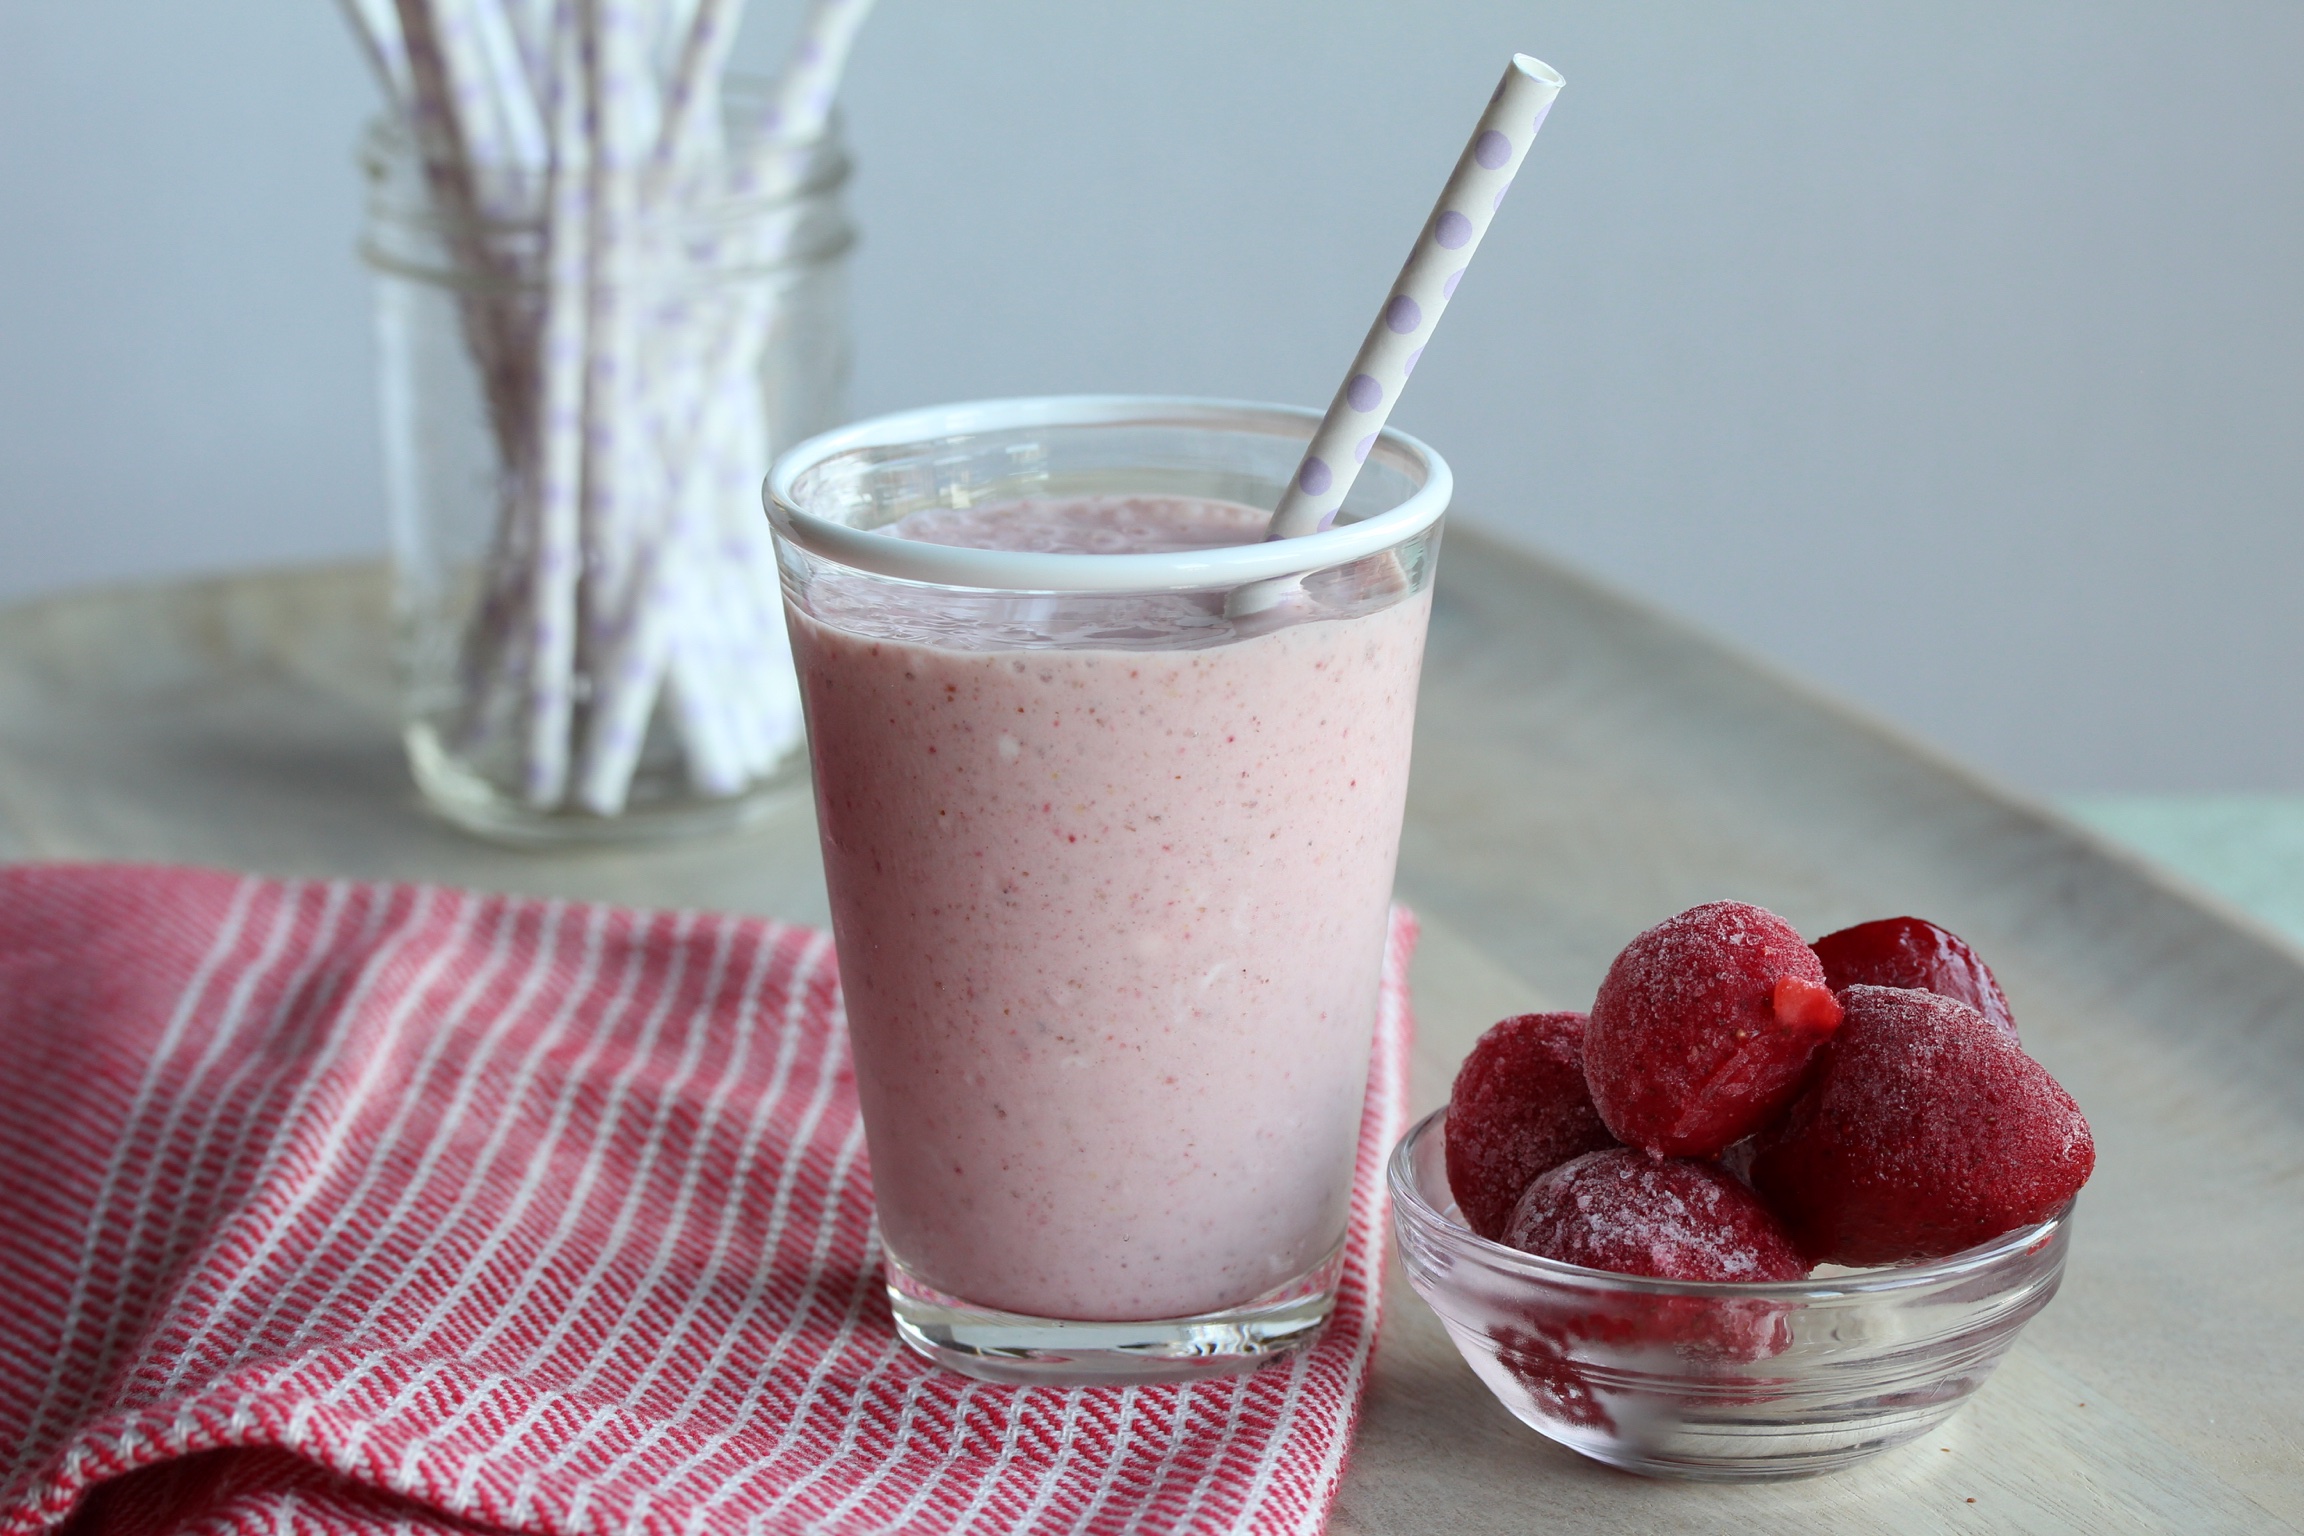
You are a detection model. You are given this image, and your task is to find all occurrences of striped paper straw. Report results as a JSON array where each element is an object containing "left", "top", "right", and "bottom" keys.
[{"left": 1265, "top": 54, "right": 1563, "bottom": 540}]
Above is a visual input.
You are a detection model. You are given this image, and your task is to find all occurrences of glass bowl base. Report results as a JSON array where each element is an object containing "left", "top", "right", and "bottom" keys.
[
  {"left": 1467, "top": 1341, "right": 2000, "bottom": 1481},
  {"left": 1390, "top": 1107, "right": 2070, "bottom": 1482}
]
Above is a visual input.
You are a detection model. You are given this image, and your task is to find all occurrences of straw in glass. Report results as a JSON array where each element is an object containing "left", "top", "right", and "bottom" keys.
[{"left": 1266, "top": 55, "right": 1563, "bottom": 541}]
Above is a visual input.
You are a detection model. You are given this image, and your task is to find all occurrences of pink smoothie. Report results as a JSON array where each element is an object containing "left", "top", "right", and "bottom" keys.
[{"left": 789, "top": 496, "right": 1431, "bottom": 1321}]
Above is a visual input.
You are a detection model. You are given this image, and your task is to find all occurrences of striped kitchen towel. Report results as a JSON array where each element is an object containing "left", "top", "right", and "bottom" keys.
[{"left": 0, "top": 864, "right": 1415, "bottom": 1535}]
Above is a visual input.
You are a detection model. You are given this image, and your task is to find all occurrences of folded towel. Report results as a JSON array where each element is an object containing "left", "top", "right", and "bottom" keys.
[{"left": 0, "top": 865, "right": 1414, "bottom": 1535}]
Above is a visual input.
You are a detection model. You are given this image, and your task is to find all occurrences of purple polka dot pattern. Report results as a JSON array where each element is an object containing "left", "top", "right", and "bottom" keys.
[
  {"left": 1493, "top": 182, "right": 1510, "bottom": 211},
  {"left": 1260, "top": 55, "right": 1560, "bottom": 541},
  {"left": 1317, "top": 507, "right": 1341, "bottom": 531}
]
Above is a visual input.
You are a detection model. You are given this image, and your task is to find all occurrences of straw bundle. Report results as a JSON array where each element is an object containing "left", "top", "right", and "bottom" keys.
[{"left": 342, "top": 0, "right": 874, "bottom": 813}]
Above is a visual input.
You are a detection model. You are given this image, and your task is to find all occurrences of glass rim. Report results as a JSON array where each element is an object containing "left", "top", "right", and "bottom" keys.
[
  {"left": 762, "top": 394, "right": 1453, "bottom": 594},
  {"left": 357, "top": 82, "right": 854, "bottom": 214},
  {"left": 1389, "top": 1105, "right": 2070, "bottom": 1301},
  {"left": 356, "top": 83, "right": 855, "bottom": 289}
]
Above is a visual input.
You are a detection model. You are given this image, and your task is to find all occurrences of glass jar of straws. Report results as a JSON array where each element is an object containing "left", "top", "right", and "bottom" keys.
[{"left": 360, "top": 93, "right": 854, "bottom": 845}]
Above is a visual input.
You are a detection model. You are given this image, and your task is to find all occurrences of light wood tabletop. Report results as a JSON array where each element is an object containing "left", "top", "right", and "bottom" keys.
[{"left": 3, "top": 529, "right": 2297, "bottom": 1533}]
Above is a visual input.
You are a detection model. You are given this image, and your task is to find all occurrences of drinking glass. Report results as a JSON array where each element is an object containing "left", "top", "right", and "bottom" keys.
[{"left": 767, "top": 396, "right": 1450, "bottom": 1382}]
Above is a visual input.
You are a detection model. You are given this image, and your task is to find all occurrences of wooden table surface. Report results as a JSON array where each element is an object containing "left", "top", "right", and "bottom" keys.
[{"left": 3, "top": 531, "right": 2298, "bottom": 1533}]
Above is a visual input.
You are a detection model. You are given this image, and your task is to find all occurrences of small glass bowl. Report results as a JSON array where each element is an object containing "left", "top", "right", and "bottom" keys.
[{"left": 1388, "top": 1107, "right": 2072, "bottom": 1480}]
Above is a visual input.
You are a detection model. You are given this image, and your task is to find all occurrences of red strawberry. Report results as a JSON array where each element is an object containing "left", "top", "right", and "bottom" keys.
[
  {"left": 1445, "top": 1012, "right": 1620, "bottom": 1240},
  {"left": 1811, "top": 915, "right": 2018, "bottom": 1039},
  {"left": 1503, "top": 1148, "right": 1809, "bottom": 1283},
  {"left": 1504, "top": 1150, "right": 1806, "bottom": 1364},
  {"left": 1585, "top": 901, "right": 1845, "bottom": 1157},
  {"left": 1751, "top": 986, "right": 2093, "bottom": 1264},
  {"left": 1487, "top": 1321, "right": 1617, "bottom": 1431}
]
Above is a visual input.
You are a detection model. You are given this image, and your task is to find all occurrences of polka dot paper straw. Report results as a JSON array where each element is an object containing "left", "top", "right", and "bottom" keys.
[
  {"left": 735, "top": 0, "right": 878, "bottom": 201},
  {"left": 339, "top": 0, "right": 851, "bottom": 817},
  {"left": 336, "top": 0, "right": 411, "bottom": 112},
  {"left": 652, "top": 0, "right": 741, "bottom": 178},
  {"left": 1265, "top": 54, "right": 1563, "bottom": 541},
  {"left": 522, "top": 18, "right": 592, "bottom": 808},
  {"left": 762, "top": 0, "right": 877, "bottom": 142}
]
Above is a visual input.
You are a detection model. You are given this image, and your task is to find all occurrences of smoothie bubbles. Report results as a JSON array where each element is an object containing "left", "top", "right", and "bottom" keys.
[{"left": 763, "top": 57, "right": 1563, "bottom": 1384}]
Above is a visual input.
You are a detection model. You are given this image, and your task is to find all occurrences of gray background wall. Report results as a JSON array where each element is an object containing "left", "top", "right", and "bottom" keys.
[{"left": 2, "top": 1, "right": 2298, "bottom": 793}]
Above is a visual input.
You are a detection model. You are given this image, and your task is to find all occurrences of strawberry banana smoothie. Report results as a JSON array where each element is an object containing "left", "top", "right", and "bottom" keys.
[{"left": 788, "top": 495, "right": 1431, "bottom": 1321}]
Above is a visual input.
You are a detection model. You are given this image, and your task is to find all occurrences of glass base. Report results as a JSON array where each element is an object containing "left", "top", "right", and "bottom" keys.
[
  {"left": 404, "top": 723, "right": 807, "bottom": 848},
  {"left": 885, "top": 1241, "right": 1344, "bottom": 1386},
  {"left": 1464, "top": 1331, "right": 1997, "bottom": 1481}
]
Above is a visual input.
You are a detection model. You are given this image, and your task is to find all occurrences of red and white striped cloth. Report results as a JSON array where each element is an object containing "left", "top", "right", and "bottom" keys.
[{"left": 0, "top": 864, "right": 1415, "bottom": 1536}]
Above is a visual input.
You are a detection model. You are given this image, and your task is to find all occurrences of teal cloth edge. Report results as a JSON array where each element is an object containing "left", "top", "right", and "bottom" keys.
[{"left": 2061, "top": 796, "right": 2304, "bottom": 947}]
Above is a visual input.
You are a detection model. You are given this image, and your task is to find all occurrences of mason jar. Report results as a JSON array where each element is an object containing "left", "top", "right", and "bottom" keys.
[{"left": 360, "top": 95, "right": 854, "bottom": 845}]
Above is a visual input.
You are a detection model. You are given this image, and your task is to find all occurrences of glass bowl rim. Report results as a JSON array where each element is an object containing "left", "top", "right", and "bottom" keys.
[
  {"left": 1389, "top": 1104, "right": 2069, "bottom": 1301},
  {"left": 762, "top": 394, "right": 1453, "bottom": 594}
]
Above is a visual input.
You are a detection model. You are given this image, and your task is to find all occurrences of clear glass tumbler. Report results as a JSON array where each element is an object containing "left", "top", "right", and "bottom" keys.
[
  {"left": 361, "top": 96, "right": 854, "bottom": 845},
  {"left": 767, "top": 396, "right": 1451, "bottom": 1382}
]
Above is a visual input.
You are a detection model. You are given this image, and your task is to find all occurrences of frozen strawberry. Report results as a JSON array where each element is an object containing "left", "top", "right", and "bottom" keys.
[
  {"left": 1445, "top": 1012, "right": 1620, "bottom": 1240},
  {"left": 1811, "top": 915, "right": 2018, "bottom": 1039},
  {"left": 1487, "top": 1321, "right": 1616, "bottom": 1431},
  {"left": 1584, "top": 901, "right": 1845, "bottom": 1157},
  {"left": 1496, "top": 1151, "right": 1803, "bottom": 1370},
  {"left": 1751, "top": 985, "right": 2093, "bottom": 1265},
  {"left": 1503, "top": 1149, "right": 1809, "bottom": 1283},
  {"left": 1716, "top": 1134, "right": 1761, "bottom": 1186}
]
